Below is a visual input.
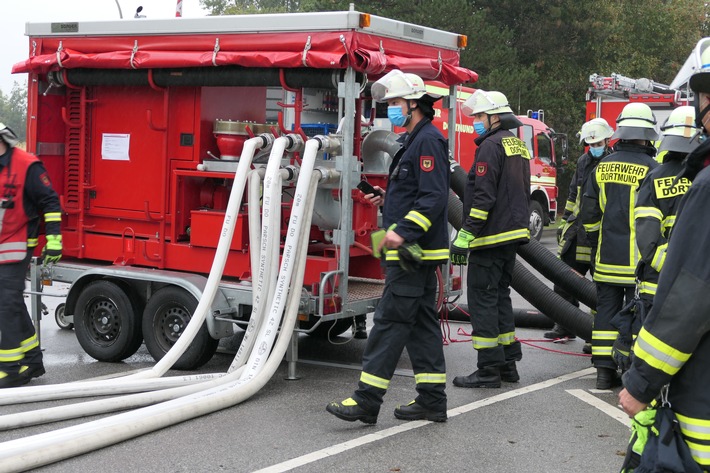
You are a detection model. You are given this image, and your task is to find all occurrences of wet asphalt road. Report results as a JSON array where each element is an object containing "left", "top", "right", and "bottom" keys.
[{"left": 4, "top": 227, "right": 631, "bottom": 473}]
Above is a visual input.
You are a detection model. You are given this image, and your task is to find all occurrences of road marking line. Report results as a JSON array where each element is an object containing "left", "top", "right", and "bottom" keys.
[
  {"left": 254, "top": 367, "right": 595, "bottom": 473},
  {"left": 566, "top": 389, "right": 631, "bottom": 427}
]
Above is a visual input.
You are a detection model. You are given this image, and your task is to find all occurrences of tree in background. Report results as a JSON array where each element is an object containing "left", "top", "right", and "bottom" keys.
[
  {"left": 0, "top": 81, "right": 27, "bottom": 145},
  {"left": 199, "top": 0, "right": 710, "bottom": 204}
]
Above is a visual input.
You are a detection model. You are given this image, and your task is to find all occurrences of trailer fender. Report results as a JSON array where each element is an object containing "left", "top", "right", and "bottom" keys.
[{"left": 64, "top": 266, "right": 235, "bottom": 340}]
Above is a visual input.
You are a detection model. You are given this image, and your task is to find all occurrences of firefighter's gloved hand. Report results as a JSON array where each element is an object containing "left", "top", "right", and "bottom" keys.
[
  {"left": 450, "top": 229, "right": 474, "bottom": 266},
  {"left": 612, "top": 335, "right": 633, "bottom": 372},
  {"left": 398, "top": 242, "right": 422, "bottom": 273},
  {"left": 42, "top": 234, "right": 62, "bottom": 265}
]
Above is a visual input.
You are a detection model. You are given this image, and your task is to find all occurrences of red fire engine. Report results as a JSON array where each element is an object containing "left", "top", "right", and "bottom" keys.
[
  {"left": 586, "top": 73, "right": 689, "bottom": 135},
  {"left": 426, "top": 83, "right": 565, "bottom": 240},
  {"left": 15, "top": 11, "right": 474, "bottom": 371}
]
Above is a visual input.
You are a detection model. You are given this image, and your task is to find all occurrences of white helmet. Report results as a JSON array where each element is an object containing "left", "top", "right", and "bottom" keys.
[
  {"left": 611, "top": 103, "right": 659, "bottom": 141},
  {"left": 0, "top": 122, "right": 19, "bottom": 148},
  {"left": 689, "top": 46, "right": 710, "bottom": 94},
  {"left": 578, "top": 118, "right": 614, "bottom": 144},
  {"left": 461, "top": 90, "right": 513, "bottom": 116},
  {"left": 658, "top": 106, "right": 701, "bottom": 154},
  {"left": 371, "top": 70, "right": 435, "bottom": 103}
]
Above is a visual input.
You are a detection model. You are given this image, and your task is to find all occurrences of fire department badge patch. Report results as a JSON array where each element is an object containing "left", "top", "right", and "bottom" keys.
[
  {"left": 476, "top": 162, "right": 488, "bottom": 176},
  {"left": 39, "top": 172, "right": 51, "bottom": 188},
  {"left": 420, "top": 156, "right": 434, "bottom": 172}
]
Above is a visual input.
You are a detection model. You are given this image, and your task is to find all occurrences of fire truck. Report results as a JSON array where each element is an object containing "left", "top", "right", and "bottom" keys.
[
  {"left": 586, "top": 73, "right": 689, "bottom": 135},
  {"left": 15, "top": 11, "right": 475, "bottom": 371},
  {"left": 426, "top": 83, "right": 565, "bottom": 240}
]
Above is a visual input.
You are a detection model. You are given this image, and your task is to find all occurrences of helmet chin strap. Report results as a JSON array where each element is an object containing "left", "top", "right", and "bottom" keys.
[{"left": 402, "top": 101, "right": 415, "bottom": 127}]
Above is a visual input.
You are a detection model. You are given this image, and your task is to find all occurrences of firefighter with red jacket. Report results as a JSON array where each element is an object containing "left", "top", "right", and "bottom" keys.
[
  {"left": 0, "top": 122, "right": 62, "bottom": 388},
  {"left": 546, "top": 118, "right": 614, "bottom": 341},
  {"left": 450, "top": 90, "right": 530, "bottom": 389},
  {"left": 327, "top": 70, "right": 449, "bottom": 424},
  {"left": 618, "top": 51, "right": 710, "bottom": 471},
  {"left": 581, "top": 103, "right": 658, "bottom": 389}
]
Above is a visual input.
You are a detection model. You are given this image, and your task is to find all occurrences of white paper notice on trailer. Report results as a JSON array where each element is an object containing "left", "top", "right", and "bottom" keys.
[{"left": 101, "top": 133, "right": 131, "bottom": 161}]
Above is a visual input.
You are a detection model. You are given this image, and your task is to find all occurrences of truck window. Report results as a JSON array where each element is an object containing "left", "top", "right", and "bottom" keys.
[
  {"left": 537, "top": 133, "right": 552, "bottom": 165},
  {"left": 516, "top": 125, "right": 535, "bottom": 158}
]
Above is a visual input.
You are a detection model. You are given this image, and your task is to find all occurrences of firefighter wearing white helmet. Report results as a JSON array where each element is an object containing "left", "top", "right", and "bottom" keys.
[
  {"left": 619, "top": 48, "right": 710, "bottom": 473},
  {"left": 0, "top": 121, "right": 62, "bottom": 388},
  {"left": 450, "top": 90, "right": 530, "bottom": 389},
  {"left": 547, "top": 117, "right": 615, "bottom": 343},
  {"left": 581, "top": 102, "right": 658, "bottom": 389},
  {"left": 327, "top": 70, "right": 449, "bottom": 424}
]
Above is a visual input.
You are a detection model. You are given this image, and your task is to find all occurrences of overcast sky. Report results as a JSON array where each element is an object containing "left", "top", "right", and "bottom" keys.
[{"left": 1, "top": 0, "right": 209, "bottom": 95}]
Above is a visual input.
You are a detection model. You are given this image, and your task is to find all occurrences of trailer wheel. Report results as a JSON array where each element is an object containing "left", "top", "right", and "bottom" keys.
[
  {"left": 529, "top": 200, "right": 545, "bottom": 241},
  {"left": 300, "top": 318, "right": 353, "bottom": 338},
  {"left": 54, "top": 303, "right": 73, "bottom": 330},
  {"left": 142, "top": 286, "right": 218, "bottom": 370},
  {"left": 74, "top": 280, "right": 143, "bottom": 362}
]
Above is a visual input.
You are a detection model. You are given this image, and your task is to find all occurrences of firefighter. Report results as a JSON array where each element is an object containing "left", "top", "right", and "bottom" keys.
[
  {"left": 326, "top": 70, "right": 450, "bottom": 424},
  {"left": 581, "top": 103, "right": 658, "bottom": 389},
  {"left": 611, "top": 106, "right": 699, "bottom": 374},
  {"left": 0, "top": 122, "right": 62, "bottom": 388},
  {"left": 618, "top": 51, "right": 710, "bottom": 471},
  {"left": 450, "top": 90, "right": 530, "bottom": 389},
  {"left": 547, "top": 118, "right": 614, "bottom": 342},
  {"left": 634, "top": 106, "right": 697, "bottom": 313}
]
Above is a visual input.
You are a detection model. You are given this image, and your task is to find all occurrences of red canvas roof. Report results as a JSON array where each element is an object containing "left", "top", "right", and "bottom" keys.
[{"left": 13, "top": 30, "right": 477, "bottom": 85}]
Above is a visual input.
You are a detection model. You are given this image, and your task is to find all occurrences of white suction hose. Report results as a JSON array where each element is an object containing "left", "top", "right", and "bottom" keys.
[
  {"left": 128, "top": 134, "right": 273, "bottom": 379},
  {"left": 0, "top": 135, "right": 273, "bottom": 405},
  {"left": 230, "top": 136, "right": 302, "bottom": 372},
  {"left": 0, "top": 147, "right": 322, "bottom": 472}
]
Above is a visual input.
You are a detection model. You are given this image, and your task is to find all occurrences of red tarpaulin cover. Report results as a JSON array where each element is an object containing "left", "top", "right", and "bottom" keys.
[{"left": 13, "top": 31, "right": 477, "bottom": 85}]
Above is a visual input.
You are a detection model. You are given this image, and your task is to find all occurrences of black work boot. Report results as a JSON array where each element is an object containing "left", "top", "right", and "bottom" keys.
[
  {"left": 19, "top": 364, "right": 45, "bottom": 381},
  {"left": 453, "top": 367, "right": 501, "bottom": 388},
  {"left": 326, "top": 398, "right": 378, "bottom": 424},
  {"left": 394, "top": 401, "right": 447, "bottom": 422},
  {"left": 596, "top": 368, "right": 621, "bottom": 390},
  {"left": 352, "top": 317, "right": 368, "bottom": 340},
  {"left": 544, "top": 323, "right": 576, "bottom": 340},
  {"left": 500, "top": 361, "right": 520, "bottom": 383}
]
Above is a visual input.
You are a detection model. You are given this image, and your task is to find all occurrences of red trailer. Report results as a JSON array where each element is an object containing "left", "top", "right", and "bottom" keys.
[{"left": 15, "top": 11, "right": 474, "bottom": 370}]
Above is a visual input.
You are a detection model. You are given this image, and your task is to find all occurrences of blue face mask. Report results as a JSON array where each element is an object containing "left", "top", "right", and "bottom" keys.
[
  {"left": 388, "top": 106, "right": 410, "bottom": 127},
  {"left": 473, "top": 121, "right": 487, "bottom": 136},
  {"left": 589, "top": 146, "right": 605, "bottom": 158}
]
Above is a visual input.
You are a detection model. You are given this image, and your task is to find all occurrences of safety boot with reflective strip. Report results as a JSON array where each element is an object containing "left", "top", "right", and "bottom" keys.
[{"left": 326, "top": 397, "right": 378, "bottom": 424}]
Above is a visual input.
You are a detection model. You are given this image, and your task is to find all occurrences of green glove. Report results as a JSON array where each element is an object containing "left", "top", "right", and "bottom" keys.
[
  {"left": 43, "top": 234, "right": 62, "bottom": 265},
  {"left": 450, "top": 229, "right": 474, "bottom": 266},
  {"left": 398, "top": 242, "right": 423, "bottom": 273}
]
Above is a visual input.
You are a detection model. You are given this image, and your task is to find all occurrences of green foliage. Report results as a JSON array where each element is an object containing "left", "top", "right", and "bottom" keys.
[{"left": 0, "top": 81, "right": 27, "bottom": 144}]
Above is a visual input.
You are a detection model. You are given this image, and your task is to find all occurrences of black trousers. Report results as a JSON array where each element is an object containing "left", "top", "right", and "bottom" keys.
[
  {"left": 467, "top": 243, "right": 522, "bottom": 369},
  {"left": 354, "top": 264, "right": 446, "bottom": 412},
  {"left": 555, "top": 239, "right": 593, "bottom": 308},
  {"left": 594, "top": 283, "right": 634, "bottom": 369},
  {"left": 0, "top": 251, "right": 42, "bottom": 375}
]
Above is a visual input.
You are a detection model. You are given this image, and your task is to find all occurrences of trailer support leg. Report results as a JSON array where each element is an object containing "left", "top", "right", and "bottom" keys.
[{"left": 285, "top": 331, "right": 300, "bottom": 380}]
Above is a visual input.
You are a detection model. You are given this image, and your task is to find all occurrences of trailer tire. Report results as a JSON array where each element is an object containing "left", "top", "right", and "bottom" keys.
[
  {"left": 142, "top": 286, "right": 219, "bottom": 370},
  {"left": 529, "top": 200, "right": 545, "bottom": 241},
  {"left": 54, "top": 303, "right": 73, "bottom": 330},
  {"left": 74, "top": 280, "right": 143, "bottom": 362}
]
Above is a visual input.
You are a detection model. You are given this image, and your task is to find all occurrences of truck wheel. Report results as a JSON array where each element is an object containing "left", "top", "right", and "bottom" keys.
[
  {"left": 529, "top": 201, "right": 545, "bottom": 241},
  {"left": 142, "top": 286, "right": 218, "bottom": 370},
  {"left": 74, "top": 280, "right": 143, "bottom": 362},
  {"left": 54, "top": 303, "right": 73, "bottom": 330},
  {"left": 300, "top": 318, "right": 353, "bottom": 338}
]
